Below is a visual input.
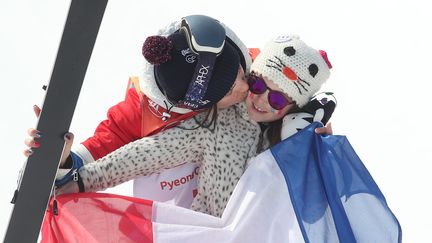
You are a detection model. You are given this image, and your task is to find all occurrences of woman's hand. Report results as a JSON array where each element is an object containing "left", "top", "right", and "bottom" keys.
[{"left": 23, "top": 105, "right": 74, "bottom": 167}]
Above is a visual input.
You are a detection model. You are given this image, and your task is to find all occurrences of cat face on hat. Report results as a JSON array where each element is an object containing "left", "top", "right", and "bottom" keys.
[{"left": 251, "top": 35, "right": 332, "bottom": 107}]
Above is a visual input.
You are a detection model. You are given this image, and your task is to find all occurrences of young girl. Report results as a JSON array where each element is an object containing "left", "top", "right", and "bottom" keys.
[{"left": 246, "top": 34, "right": 332, "bottom": 152}]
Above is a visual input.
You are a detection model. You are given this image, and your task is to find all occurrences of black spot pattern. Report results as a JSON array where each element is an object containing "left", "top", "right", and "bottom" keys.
[{"left": 78, "top": 103, "right": 261, "bottom": 217}]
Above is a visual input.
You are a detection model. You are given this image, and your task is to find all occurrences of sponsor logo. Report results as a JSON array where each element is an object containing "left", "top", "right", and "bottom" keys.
[
  {"left": 160, "top": 167, "right": 199, "bottom": 190},
  {"left": 185, "top": 54, "right": 196, "bottom": 63},
  {"left": 182, "top": 99, "right": 210, "bottom": 109},
  {"left": 182, "top": 101, "right": 199, "bottom": 109},
  {"left": 148, "top": 99, "right": 159, "bottom": 111},
  {"left": 181, "top": 48, "right": 192, "bottom": 56},
  {"left": 195, "top": 65, "right": 210, "bottom": 86},
  {"left": 199, "top": 99, "right": 210, "bottom": 105},
  {"left": 147, "top": 99, "right": 164, "bottom": 117},
  {"left": 181, "top": 48, "right": 197, "bottom": 63}
]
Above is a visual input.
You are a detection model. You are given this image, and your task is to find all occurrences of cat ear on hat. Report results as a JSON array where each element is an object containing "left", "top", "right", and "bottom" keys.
[
  {"left": 142, "top": 36, "right": 173, "bottom": 65},
  {"left": 319, "top": 50, "right": 332, "bottom": 69}
]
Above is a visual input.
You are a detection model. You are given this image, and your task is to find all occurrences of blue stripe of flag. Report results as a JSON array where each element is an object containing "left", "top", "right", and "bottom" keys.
[{"left": 271, "top": 122, "right": 402, "bottom": 243}]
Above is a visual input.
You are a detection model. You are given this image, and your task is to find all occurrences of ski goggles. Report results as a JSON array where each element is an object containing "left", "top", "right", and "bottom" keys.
[
  {"left": 177, "top": 15, "right": 226, "bottom": 110},
  {"left": 247, "top": 73, "right": 294, "bottom": 110}
]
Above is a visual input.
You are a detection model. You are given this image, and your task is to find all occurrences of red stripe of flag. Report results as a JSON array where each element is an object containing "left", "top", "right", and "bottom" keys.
[{"left": 41, "top": 192, "right": 154, "bottom": 243}]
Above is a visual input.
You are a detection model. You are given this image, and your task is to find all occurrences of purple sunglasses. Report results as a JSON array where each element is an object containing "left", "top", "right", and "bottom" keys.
[{"left": 247, "top": 73, "right": 294, "bottom": 110}]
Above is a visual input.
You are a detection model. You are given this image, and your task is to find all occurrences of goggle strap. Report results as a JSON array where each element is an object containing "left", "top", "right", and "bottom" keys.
[
  {"left": 177, "top": 15, "right": 226, "bottom": 110},
  {"left": 181, "top": 52, "right": 216, "bottom": 109}
]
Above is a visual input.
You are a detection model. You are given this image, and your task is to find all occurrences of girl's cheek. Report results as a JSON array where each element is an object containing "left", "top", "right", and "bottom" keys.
[{"left": 249, "top": 93, "right": 254, "bottom": 98}]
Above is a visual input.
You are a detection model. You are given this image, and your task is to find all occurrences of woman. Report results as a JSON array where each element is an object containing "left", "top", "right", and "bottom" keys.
[
  {"left": 23, "top": 15, "right": 263, "bottom": 218},
  {"left": 23, "top": 15, "right": 254, "bottom": 209}
]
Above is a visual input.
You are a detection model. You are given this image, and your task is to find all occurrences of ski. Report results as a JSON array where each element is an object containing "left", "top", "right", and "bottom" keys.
[{"left": 4, "top": 0, "right": 108, "bottom": 242}]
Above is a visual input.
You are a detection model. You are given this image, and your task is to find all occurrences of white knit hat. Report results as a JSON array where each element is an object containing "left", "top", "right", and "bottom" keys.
[{"left": 251, "top": 35, "right": 332, "bottom": 108}]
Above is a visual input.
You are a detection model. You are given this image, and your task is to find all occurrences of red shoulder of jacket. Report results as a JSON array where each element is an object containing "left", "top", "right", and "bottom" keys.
[
  {"left": 139, "top": 92, "right": 199, "bottom": 137},
  {"left": 81, "top": 82, "right": 199, "bottom": 160}
]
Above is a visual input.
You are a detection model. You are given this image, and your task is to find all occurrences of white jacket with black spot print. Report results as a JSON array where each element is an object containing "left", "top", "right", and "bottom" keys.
[{"left": 72, "top": 103, "right": 261, "bottom": 217}]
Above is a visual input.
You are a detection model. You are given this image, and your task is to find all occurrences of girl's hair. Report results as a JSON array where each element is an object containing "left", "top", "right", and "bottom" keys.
[
  {"left": 178, "top": 104, "right": 218, "bottom": 132},
  {"left": 261, "top": 105, "right": 302, "bottom": 150},
  {"left": 266, "top": 118, "right": 283, "bottom": 147}
]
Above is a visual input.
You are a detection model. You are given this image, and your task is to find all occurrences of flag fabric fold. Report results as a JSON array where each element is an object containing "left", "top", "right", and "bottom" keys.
[
  {"left": 41, "top": 193, "right": 153, "bottom": 243},
  {"left": 41, "top": 123, "right": 401, "bottom": 243},
  {"left": 272, "top": 123, "right": 402, "bottom": 243}
]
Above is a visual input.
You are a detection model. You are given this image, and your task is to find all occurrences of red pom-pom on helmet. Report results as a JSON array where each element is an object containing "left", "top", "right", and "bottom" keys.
[{"left": 142, "top": 36, "right": 173, "bottom": 65}]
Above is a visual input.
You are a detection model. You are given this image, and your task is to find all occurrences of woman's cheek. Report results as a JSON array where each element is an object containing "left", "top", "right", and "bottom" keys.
[{"left": 277, "top": 109, "right": 284, "bottom": 115}]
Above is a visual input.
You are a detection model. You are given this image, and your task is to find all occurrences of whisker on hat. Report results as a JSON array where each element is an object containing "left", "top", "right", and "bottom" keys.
[
  {"left": 292, "top": 82, "right": 303, "bottom": 95},
  {"left": 268, "top": 59, "right": 283, "bottom": 68},
  {"left": 298, "top": 77, "right": 311, "bottom": 87},
  {"left": 273, "top": 56, "right": 285, "bottom": 67},
  {"left": 297, "top": 81, "right": 309, "bottom": 93},
  {"left": 265, "top": 64, "right": 282, "bottom": 72}
]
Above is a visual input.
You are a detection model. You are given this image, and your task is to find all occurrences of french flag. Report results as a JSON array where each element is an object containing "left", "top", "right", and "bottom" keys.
[{"left": 41, "top": 123, "right": 401, "bottom": 243}]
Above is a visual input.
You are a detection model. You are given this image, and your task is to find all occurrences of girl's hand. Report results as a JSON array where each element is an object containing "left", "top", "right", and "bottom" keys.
[{"left": 315, "top": 122, "right": 333, "bottom": 135}]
